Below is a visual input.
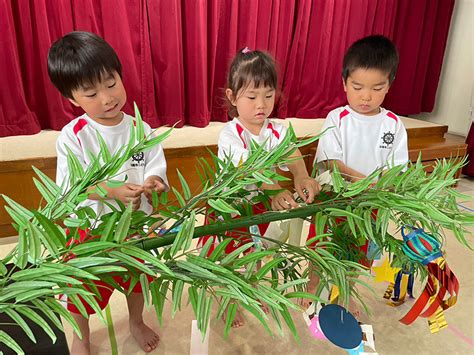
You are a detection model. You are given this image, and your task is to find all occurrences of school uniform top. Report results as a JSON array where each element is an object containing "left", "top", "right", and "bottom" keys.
[
  {"left": 315, "top": 106, "right": 409, "bottom": 177},
  {"left": 56, "top": 112, "right": 168, "bottom": 216}
]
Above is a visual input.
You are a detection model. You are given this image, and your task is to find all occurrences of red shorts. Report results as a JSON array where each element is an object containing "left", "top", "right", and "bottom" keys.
[
  {"left": 63, "top": 229, "right": 151, "bottom": 315},
  {"left": 63, "top": 275, "right": 149, "bottom": 315},
  {"left": 198, "top": 202, "right": 269, "bottom": 256}
]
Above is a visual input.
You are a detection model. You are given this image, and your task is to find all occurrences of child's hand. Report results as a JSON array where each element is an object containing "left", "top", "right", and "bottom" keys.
[
  {"left": 271, "top": 190, "right": 299, "bottom": 210},
  {"left": 294, "top": 176, "right": 320, "bottom": 204},
  {"left": 143, "top": 176, "right": 167, "bottom": 205},
  {"left": 108, "top": 183, "right": 144, "bottom": 211}
]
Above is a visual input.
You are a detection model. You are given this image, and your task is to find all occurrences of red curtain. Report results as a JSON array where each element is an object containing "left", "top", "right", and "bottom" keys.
[{"left": 0, "top": 0, "right": 455, "bottom": 137}]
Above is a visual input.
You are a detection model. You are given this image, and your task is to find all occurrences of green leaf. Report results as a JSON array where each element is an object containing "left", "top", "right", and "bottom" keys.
[
  {"left": 4, "top": 308, "right": 36, "bottom": 343},
  {"left": 223, "top": 303, "right": 237, "bottom": 338},
  {"left": 172, "top": 187, "right": 186, "bottom": 207},
  {"left": 208, "top": 199, "right": 240, "bottom": 215},
  {"left": 31, "top": 299, "right": 63, "bottom": 333},
  {"left": 114, "top": 203, "right": 132, "bottom": 243},
  {"left": 64, "top": 217, "right": 87, "bottom": 228},
  {"left": 152, "top": 190, "right": 159, "bottom": 209},
  {"left": 101, "top": 213, "right": 119, "bottom": 242},
  {"left": 106, "top": 179, "right": 126, "bottom": 189},
  {"left": 32, "top": 166, "right": 61, "bottom": 195},
  {"left": 120, "top": 246, "right": 174, "bottom": 276},
  {"left": 16, "top": 306, "right": 57, "bottom": 344},
  {"left": 70, "top": 241, "right": 117, "bottom": 255},
  {"left": 33, "top": 211, "right": 66, "bottom": 247},
  {"left": 177, "top": 169, "right": 192, "bottom": 200},
  {"left": 0, "top": 330, "right": 25, "bottom": 354},
  {"left": 280, "top": 304, "right": 300, "bottom": 341},
  {"left": 140, "top": 273, "right": 151, "bottom": 307},
  {"left": 67, "top": 256, "right": 118, "bottom": 269},
  {"left": 96, "top": 130, "right": 112, "bottom": 162},
  {"left": 134, "top": 102, "right": 145, "bottom": 140},
  {"left": 255, "top": 257, "right": 286, "bottom": 280},
  {"left": 44, "top": 298, "right": 82, "bottom": 339},
  {"left": 33, "top": 177, "right": 55, "bottom": 204},
  {"left": 109, "top": 251, "right": 155, "bottom": 276},
  {"left": 2, "top": 195, "right": 34, "bottom": 221},
  {"left": 16, "top": 227, "right": 29, "bottom": 268},
  {"left": 171, "top": 280, "right": 184, "bottom": 318}
]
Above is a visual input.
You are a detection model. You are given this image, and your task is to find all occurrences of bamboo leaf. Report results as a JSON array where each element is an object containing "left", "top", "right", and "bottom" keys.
[
  {"left": 16, "top": 227, "right": 29, "bottom": 268},
  {"left": 0, "top": 330, "right": 25, "bottom": 354},
  {"left": 114, "top": 203, "right": 132, "bottom": 243},
  {"left": 2, "top": 195, "right": 34, "bottom": 221},
  {"left": 33, "top": 177, "right": 55, "bottom": 204},
  {"left": 31, "top": 299, "right": 63, "bottom": 333},
  {"left": 96, "top": 130, "right": 112, "bottom": 162},
  {"left": 16, "top": 306, "right": 57, "bottom": 344},
  {"left": 134, "top": 102, "right": 145, "bottom": 140},
  {"left": 171, "top": 280, "right": 184, "bottom": 318},
  {"left": 208, "top": 199, "right": 240, "bottom": 215},
  {"left": 4, "top": 308, "right": 36, "bottom": 343},
  {"left": 120, "top": 246, "right": 174, "bottom": 276},
  {"left": 109, "top": 251, "right": 155, "bottom": 276},
  {"left": 33, "top": 211, "right": 66, "bottom": 247},
  {"left": 280, "top": 304, "right": 300, "bottom": 341},
  {"left": 172, "top": 187, "right": 186, "bottom": 207},
  {"left": 32, "top": 166, "right": 61, "bottom": 195},
  {"left": 177, "top": 170, "right": 192, "bottom": 200},
  {"left": 223, "top": 303, "right": 237, "bottom": 338},
  {"left": 101, "top": 213, "right": 119, "bottom": 242},
  {"left": 140, "top": 273, "right": 151, "bottom": 307}
]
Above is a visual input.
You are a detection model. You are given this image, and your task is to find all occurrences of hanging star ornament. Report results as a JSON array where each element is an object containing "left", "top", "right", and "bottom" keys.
[{"left": 372, "top": 257, "right": 401, "bottom": 283}]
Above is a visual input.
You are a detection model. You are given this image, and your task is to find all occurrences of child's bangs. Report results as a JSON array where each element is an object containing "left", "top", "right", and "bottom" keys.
[{"left": 237, "top": 63, "right": 277, "bottom": 93}]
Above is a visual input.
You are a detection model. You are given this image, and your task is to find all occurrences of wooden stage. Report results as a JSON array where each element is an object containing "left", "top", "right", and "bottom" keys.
[{"left": 0, "top": 119, "right": 467, "bottom": 238}]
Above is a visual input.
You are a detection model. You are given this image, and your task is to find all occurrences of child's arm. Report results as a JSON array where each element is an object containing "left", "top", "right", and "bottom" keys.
[
  {"left": 323, "top": 159, "right": 367, "bottom": 182},
  {"left": 287, "top": 149, "right": 320, "bottom": 203},
  {"left": 87, "top": 183, "right": 144, "bottom": 210},
  {"left": 143, "top": 175, "right": 167, "bottom": 205}
]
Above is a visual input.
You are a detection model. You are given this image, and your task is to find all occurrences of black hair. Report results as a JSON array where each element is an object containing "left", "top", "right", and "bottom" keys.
[
  {"left": 47, "top": 31, "right": 122, "bottom": 99},
  {"left": 226, "top": 48, "right": 278, "bottom": 116},
  {"left": 342, "top": 35, "right": 399, "bottom": 84}
]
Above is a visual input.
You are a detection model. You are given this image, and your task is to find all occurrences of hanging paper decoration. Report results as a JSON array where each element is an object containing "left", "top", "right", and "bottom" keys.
[
  {"left": 398, "top": 226, "right": 459, "bottom": 333},
  {"left": 384, "top": 269, "right": 415, "bottom": 306},
  {"left": 372, "top": 257, "right": 401, "bottom": 283},
  {"left": 303, "top": 297, "right": 376, "bottom": 354}
]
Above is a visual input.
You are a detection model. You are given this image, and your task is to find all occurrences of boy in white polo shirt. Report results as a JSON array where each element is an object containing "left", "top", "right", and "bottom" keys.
[
  {"left": 305, "top": 35, "right": 409, "bottom": 314},
  {"left": 315, "top": 35, "right": 408, "bottom": 180}
]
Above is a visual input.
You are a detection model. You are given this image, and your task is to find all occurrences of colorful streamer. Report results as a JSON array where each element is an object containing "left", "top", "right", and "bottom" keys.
[{"left": 398, "top": 226, "right": 459, "bottom": 333}]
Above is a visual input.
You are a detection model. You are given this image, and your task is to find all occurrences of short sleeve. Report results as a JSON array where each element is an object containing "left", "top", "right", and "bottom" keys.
[
  {"left": 315, "top": 112, "right": 343, "bottom": 164},
  {"left": 143, "top": 123, "right": 169, "bottom": 189},
  {"left": 387, "top": 119, "right": 409, "bottom": 169},
  {"left": 56, "top": 129, "right": 86, "bottom": 191},
  {"left": 218, "top": 128, "right": 249, "bottom": 167}
]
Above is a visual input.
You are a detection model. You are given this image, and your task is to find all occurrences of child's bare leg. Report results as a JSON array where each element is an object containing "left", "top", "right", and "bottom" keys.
[
  {"left": 69, "top": 313, "right": 91, "bottom": 355},
  {"left": 299, "top": 263, "right": 320, "bottom": 309},
  {"left": 127, "top": 292, "right": 160, "bottom": 352},
  {"left": 222, "top": 306, "right": 245, "bottom": 328}
]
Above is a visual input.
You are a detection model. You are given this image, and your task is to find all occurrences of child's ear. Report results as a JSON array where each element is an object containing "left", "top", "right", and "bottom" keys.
[
  {"left": 68, "top": 98, "right": 80, "bottom": 107},
  {"left": 342, "top": 77, "right": 348, "bottom": 93},
  {"left": 226, "top": 88, "right": 236, "bottom": 106}
]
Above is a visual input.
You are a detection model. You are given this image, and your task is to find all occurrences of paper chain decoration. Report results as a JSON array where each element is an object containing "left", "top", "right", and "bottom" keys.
[{"left": 379, "top": 226, "right": 459, "bottom": 333}]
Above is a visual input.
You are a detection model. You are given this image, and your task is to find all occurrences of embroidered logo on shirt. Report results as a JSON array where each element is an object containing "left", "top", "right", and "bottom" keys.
[
  {"left": 380, "top": 131, "right": 395, "bottom": 149},
  {"left": 131, "top": 152, "right": 145, "bottom": 167}
]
